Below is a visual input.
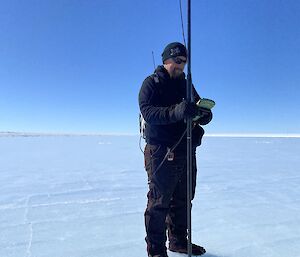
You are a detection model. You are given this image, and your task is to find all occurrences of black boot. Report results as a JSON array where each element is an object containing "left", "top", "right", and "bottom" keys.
[
  {"left": 169, "top": 241, "right": 206, "bottom": 256},
  {"left": 146, "top": 239, "right": 168, "bottom": 257},
  {"left": 149, "top": 254, "right": 168, "bottom": 257}
]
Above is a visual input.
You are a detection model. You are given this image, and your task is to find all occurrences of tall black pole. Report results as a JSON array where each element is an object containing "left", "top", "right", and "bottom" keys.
[{"left": 186, "top": 0, "right": 193, "bottom": 257}]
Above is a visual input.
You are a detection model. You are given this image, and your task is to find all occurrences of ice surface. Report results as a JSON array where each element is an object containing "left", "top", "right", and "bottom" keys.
[{"left": 0, "top": 135, "right": 299, "bottom": 257}]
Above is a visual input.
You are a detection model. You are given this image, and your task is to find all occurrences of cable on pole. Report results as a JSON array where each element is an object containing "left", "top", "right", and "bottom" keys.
[{"left": 179, "top": 0, "right": 187, "bottom": 46}]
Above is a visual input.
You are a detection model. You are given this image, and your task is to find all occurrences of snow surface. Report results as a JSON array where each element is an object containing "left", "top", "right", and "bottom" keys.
[{"left": 0, "top": 135, "right": 300, "bottom": 257}]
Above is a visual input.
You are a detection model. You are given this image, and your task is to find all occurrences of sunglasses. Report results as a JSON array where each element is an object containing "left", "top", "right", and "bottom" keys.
[{"left": 172, "top": 57, "right": 187, "bottom": 64}]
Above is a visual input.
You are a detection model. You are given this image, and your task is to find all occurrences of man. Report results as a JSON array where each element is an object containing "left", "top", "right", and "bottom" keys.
[{"left": 139, "top": 42, "right": 212, "bottom": 257}]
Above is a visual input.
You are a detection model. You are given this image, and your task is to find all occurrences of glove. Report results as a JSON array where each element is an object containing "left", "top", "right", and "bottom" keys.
[
  {"left": 173, "top": 100, "right": 199, "bottom": 121},
  {"left": 194, "top": 107, "right": 213, "bottom": 125},
  {"left": 198, "top": 107, "right": 211, "bottom": 117}
]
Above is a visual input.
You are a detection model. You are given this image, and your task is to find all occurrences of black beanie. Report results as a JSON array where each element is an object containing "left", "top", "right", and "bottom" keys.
[{"left": 161, "top": 42, "right": 187, "bottom": 63}]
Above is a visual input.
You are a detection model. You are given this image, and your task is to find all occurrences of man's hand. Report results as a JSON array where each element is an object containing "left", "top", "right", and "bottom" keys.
[
  {"left": 197, "top": 107, "right": 211, "bottom": 118},
  {"left": 193, "top": 107, "right": 213, "bottom": 125},
  {"left": 174, "top": 100, "right": 199, "bottom": 121}
]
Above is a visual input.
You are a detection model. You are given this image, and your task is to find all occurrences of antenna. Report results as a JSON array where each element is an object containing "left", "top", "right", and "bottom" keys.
[
  {"left": 179, "top": 0, "right": 187, "bottom": 46},
  {"left": 151, "top": 51, "right": 156, "bottom": 70}
]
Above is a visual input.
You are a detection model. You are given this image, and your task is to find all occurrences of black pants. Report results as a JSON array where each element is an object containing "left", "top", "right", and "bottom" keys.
[{"left": 144, "top": 144, "right": 197, "bottom": 256}]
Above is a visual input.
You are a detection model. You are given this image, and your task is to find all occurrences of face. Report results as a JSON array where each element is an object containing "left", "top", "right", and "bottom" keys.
[{"left": 164, "top": 56, "right": 187, "bottom": 79}]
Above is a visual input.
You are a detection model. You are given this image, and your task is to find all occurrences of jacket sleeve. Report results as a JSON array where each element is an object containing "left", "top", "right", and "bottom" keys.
[{"left": 138, "top": 77, "right": 179, "bottom": 125}]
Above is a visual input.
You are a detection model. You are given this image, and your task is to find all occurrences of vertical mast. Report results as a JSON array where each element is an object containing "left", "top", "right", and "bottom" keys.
[{"left": 186, "top": 0, "right": 193, "bottom": 257}]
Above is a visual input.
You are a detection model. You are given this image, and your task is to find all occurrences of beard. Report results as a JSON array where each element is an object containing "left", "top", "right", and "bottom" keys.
[{"left": 170, "top": 68, "right": 183, "bottom": 79}]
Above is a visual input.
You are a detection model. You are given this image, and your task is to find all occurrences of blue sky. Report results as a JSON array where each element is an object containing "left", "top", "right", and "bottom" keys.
[{"left": 0, "top": 0, "right": 299, "bottom": 134}]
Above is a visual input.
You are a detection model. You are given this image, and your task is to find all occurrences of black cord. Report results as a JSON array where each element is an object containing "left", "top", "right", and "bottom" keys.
[
  {"left": 179, "top": 0, "right": 187, "bottom": 47},
  {"left": 139, "top": 135, "right": 145, "bottom": 154},
  {"left": 151, "top": 128, "right": 188, "bottom": 176}
]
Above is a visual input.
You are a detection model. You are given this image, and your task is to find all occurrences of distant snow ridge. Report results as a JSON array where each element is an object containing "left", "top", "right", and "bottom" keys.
[
  {"left": 1, "top": 131, "right": 300, "bottom": 137},
  {"left": 0, "top": 131, "right": 137, "bottom": 137},
  {"left": 98, "top": 141, "right": 112, "bottom": 145},
  {"left": 206, "top": 133, "right": 300, "bottom": 137}
]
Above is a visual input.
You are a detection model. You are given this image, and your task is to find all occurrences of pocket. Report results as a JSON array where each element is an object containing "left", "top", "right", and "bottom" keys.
[
  {"left": 147, "top": 183, "right": 161, "bottom": 200},
  {"left": 149, "top": 144, "right": 162, "bottom": 158},
  {"left": 169, "top": 162, "right": 185, "bottom": 173},
  {"left": 148, "top": 145, "right": 166, "bottom": 175},
  {"left": 144, "top": 145, "right": 152, "bottom": 172}
]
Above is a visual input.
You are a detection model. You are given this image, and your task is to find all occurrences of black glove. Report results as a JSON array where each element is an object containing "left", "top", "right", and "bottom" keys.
[
  {"left": 194, "top": 107, "right": 213, "bottom": 125},
  {"left": 173, "top": 100, "right": 199, "bottom": 121},
  {"left": 198, "top": 107, "right": 211, "bottom": 117}
]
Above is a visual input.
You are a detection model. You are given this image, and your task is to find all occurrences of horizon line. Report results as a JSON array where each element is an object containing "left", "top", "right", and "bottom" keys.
[{"left": 1, "top": 131, "right": 300, "bottom": 138}]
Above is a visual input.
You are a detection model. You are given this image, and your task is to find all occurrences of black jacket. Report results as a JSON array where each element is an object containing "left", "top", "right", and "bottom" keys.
[{"left": 139, "top": 65, "right": 212, "bottom": 148}]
